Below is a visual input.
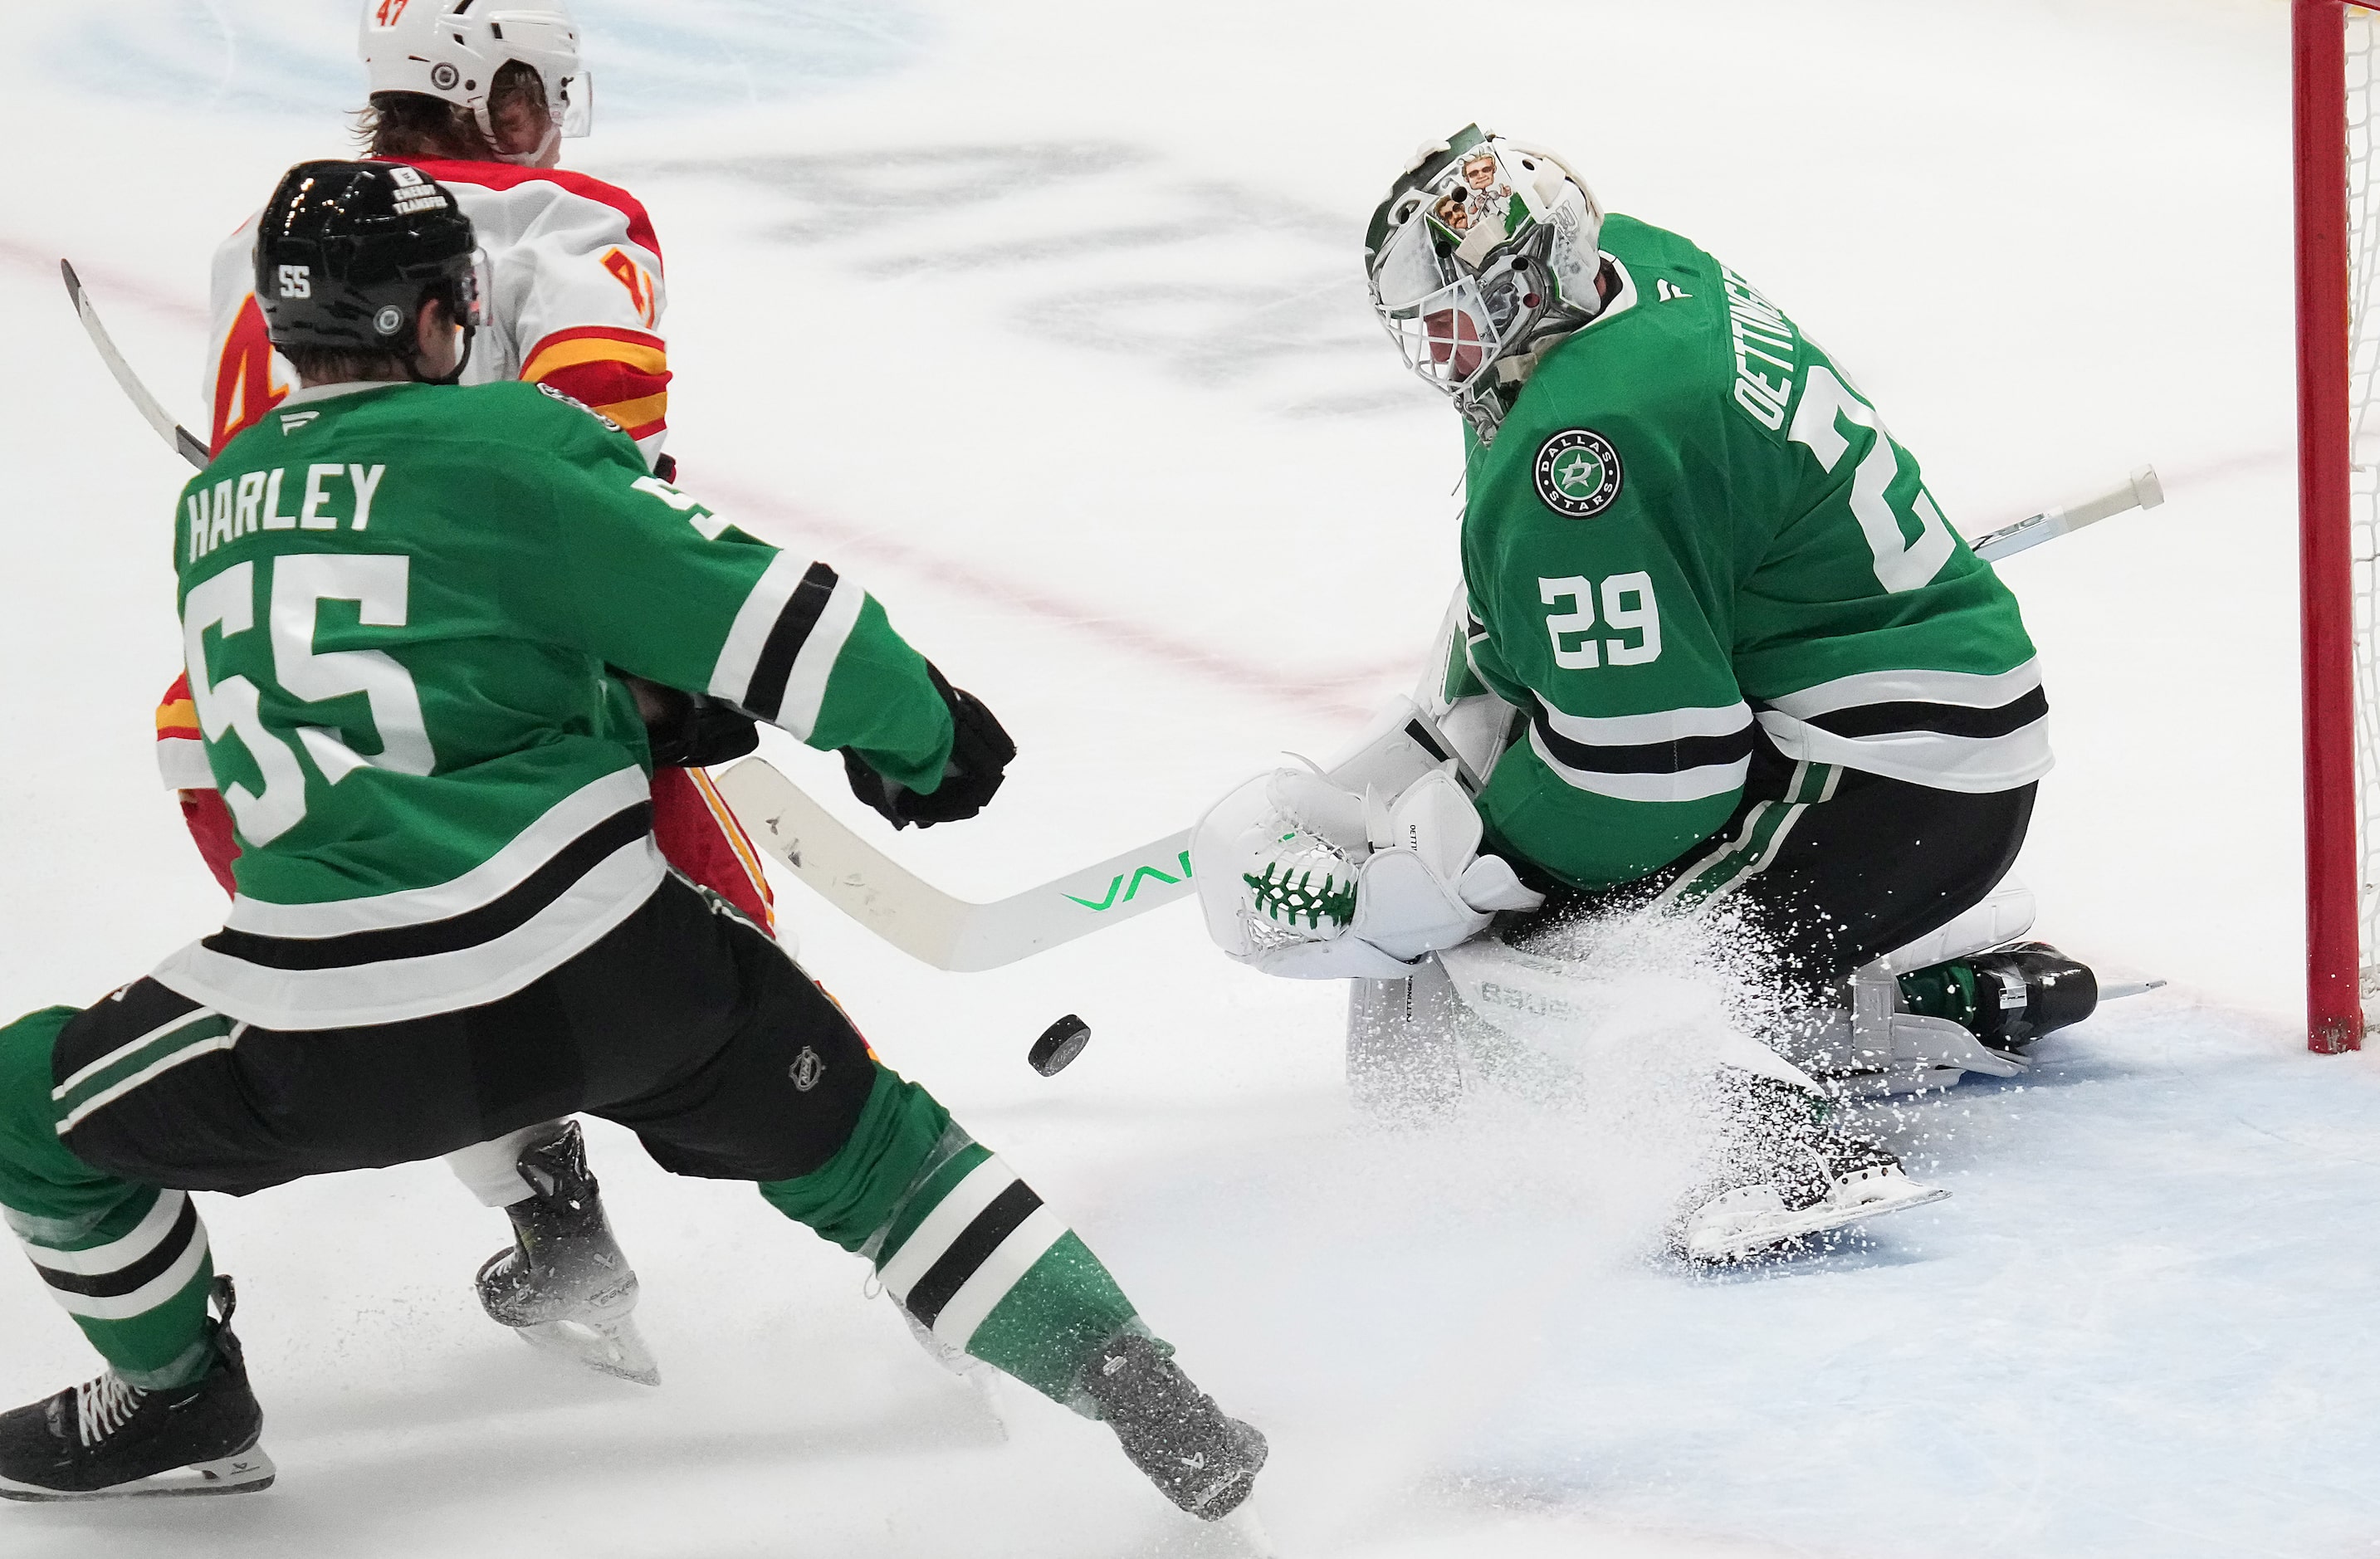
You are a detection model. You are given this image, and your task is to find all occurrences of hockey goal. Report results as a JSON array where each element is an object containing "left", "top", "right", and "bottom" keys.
[{"left": 2300, "top": 0, "right": 2380, "bottom": 1051}]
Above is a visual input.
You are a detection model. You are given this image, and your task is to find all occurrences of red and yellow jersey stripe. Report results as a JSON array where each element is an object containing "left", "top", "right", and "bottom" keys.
[
  {"left": 521, "top": 325, "right": 672, "bottom": 443},
  {"left": 209, "top": 293, "right": 290, "bottom": 455},
  {"left": 154, "top": 672, "right": 216, "bottom": 791}
]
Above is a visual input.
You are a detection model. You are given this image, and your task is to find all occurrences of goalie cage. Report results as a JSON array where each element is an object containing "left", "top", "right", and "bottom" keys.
[{"left": 2303, "top": 0, "right": 2380, "bottom": 1051}]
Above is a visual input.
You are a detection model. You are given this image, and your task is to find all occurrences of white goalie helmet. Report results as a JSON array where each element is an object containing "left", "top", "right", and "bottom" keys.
[
  {"left": 1364, "top": 125, "right": 1606, "bottom": 440},
  {"left": 359, "top": 0, "right": 594, "bottom": 162}
]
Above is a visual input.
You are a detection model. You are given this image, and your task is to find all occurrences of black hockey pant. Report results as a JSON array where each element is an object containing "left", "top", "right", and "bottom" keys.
[{"left": 0, "top": 877, "right": 1139, "bottom": 1396}]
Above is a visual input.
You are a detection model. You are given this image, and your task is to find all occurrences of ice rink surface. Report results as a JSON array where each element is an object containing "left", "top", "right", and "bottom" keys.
[{"left": 2, "top": 0, "right": 2378, "bottom": 1554}]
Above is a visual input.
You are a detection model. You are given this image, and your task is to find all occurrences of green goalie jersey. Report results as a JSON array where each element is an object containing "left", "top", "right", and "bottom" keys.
[
  {"left": 153, "top": 379, "right": 953, "bottom": 1030},
  {"left": 1459, "top": 214, "right": 2048, "bottom": 893}
]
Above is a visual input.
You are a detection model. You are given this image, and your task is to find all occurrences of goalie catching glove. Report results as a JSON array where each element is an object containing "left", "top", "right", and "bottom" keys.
[{"left": 1191, "top": 765, "right": 1543, "bottom": 979}]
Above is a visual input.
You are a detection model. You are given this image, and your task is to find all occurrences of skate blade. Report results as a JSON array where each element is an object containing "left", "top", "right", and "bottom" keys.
[
  {"left": 0, "top": 1445, "right": 276, "bottom": 1502},
  {"left": 966, "top": 1366, "right": 1010, "bottom": 1442},
  {"left": 1685, "top": 1180, "right": 1950, "bottom": 1263},
  {"left": 517, "top": 1311, "right": 661, "bottom": 1386},
  {"left": 1222, "top": 1502, "right": 1282, "bottom": 1555}
]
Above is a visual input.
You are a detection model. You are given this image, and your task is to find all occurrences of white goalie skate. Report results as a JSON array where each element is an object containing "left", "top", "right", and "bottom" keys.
[
  {"left": 1676, "top": 1160, "right": 1949, "bottom": 1263},
  {"left": 1674, "top": 1073, "right": 1948, "bottom": 1263},
  {"left": 476, "top": 1122, "right": 660, "bottom": 1386}
]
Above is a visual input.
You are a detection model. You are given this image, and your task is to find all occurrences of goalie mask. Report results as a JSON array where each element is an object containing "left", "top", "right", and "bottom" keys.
[
  {"left": 359, "top": 0, "right": 594, "bottom": 164},
  {"left": 1363, "top": 126, "right": 1606, "bottom": 442}
]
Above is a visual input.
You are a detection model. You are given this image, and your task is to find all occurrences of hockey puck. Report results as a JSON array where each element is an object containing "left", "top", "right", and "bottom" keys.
[{"left": 1029, "top": 1014, "right": 1091, "bottom": 1076}]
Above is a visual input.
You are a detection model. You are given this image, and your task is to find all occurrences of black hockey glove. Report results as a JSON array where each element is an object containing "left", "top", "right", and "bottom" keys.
[
  {"left": 841, "top": 663, "right": 1015, "bottom": 830},
  {"left": 624, "top": 675, "right": 761, "bottom": 769}
]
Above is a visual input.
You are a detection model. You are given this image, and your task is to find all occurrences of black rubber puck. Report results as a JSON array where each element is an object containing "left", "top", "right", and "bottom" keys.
[{"left": 1029, "top": 1014, "right": 1091, "bottom": 1076}]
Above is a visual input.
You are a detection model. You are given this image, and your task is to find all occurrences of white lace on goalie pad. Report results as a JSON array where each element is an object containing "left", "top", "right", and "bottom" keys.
[{"left": 1190, "top": 765, "right": 1543, "bottom": 980}]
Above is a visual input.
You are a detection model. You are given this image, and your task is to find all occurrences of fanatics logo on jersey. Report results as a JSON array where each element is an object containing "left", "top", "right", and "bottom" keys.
[{"left": 1533, "top": 428, "right": 1624, "bottom": 518}]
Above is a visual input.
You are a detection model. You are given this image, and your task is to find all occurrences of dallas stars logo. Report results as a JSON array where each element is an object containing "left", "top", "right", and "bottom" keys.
[{"left": 1532, "top": 428, "right": 1624, "bottom": 519}]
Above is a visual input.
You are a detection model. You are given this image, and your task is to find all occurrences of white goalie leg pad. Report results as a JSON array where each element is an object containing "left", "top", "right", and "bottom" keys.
[
  {"left": 1860, "top": 874, "right": 2038, "bottom": 977},
  {"left": 1436, "top": 937, "right": 1818, "bottom": 1093}
]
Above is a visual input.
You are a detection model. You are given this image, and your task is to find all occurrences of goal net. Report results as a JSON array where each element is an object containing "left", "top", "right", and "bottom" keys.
[{"left": 2305, "top": 0, "right": 2380, "bottom": 1050}]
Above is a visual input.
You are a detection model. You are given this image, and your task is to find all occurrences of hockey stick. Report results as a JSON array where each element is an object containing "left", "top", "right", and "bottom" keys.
[
  {"left": 713, "top": 760, "right": 1194, "bottom": 973},
  {"left": 1966, "top": 465, "right": 2163, "bottom": 563},
  {"left": 61, "top": 261, "right": 208, "bottom": 470}
]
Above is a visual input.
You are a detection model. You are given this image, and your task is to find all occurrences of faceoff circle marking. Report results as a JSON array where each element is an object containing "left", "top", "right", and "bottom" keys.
[{"left": 1533, "top": 428, "right": 1624, "bottom": 518}]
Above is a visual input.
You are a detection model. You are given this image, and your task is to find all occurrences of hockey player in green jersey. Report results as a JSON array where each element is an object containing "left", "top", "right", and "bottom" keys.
[
  {"left": 1193, "top": 127, "right": 2099, "bottom": 1259},
  {"left": 0, "top": 163, "right": 1264, "bottom": 1518}
]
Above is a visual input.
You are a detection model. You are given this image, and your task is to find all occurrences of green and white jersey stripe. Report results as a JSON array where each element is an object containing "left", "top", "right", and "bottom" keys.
[
  {"left": 1651, "top": 760, "right": 1842, "bottom": 913},
  {"left": 874, "top": 1144, "right": 1070, "bottom": 1351},
  {"left": 18, "top": 1187, "right": 212, "bottom": 1325},
  {"left": 158, "top": 379, "right": 955, "bottom": 1029},
  {"left": 51, "top": 1004, "right": 238, "bottom": 1138}
]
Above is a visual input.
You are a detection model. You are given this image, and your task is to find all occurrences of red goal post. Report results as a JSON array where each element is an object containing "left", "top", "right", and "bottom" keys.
[{"left": 2299, "top": 0, "right": 2380, "bottom": 1052}]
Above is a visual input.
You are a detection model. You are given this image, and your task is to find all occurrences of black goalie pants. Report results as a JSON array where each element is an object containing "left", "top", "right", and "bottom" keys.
[{"left": 1510, "top": 736, "right": 2036, "bottom": 1000}]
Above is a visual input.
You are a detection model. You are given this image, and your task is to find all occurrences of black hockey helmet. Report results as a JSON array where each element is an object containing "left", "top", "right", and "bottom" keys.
[{"left": 255, "top": 159, "right": 484, "bottom": 373}]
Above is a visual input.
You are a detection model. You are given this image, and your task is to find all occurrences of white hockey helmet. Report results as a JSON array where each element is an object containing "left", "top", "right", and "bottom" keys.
[
  {"left": 359, "top": 0, "right": 594, "bottom": 162},
  {"left": 1364, "top": 126, "right": 1605, "bottom": 439}
]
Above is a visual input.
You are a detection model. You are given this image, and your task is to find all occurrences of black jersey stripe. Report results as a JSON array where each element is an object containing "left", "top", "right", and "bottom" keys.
[
  {"left": 1801, "top": 687, "right": 2049, "bottom": 741},
  {"left": 1531, "top": 707, "right": 1757, "bottom": 776},
  {"left": 200, "top": 804, "right": 652, "bottom": 970},
  {"left": 35, "top": 1197, "right": 199, "bottom": 1300},
  {"left": 905, "top": 1179, "right": 1043, "bottom": 1328},
  {"left": 740, "top": 563, "right": 840, "bottom": 722}
]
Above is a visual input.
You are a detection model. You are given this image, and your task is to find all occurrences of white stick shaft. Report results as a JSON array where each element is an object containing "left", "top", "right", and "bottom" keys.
[{"left": 1967, "top": 465, "right": 2163, "bottom": 563}]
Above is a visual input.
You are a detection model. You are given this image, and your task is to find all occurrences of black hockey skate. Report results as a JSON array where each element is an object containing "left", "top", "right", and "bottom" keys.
[
  {"left": 1079, "top": 1332, "right": 1266, "bottom": 1520},
  {"left": 475, "top": 1121, "right": 658, "bottom": 1386},
  {"left": 0, "top": 1275, "right": 273, "bottom": 1501},
  {"left": 1899, "top": 941, "right": 2099, "bottom": 1052},
  {"left": 1674, "top": 1073, "right": 1947, "bottom": 1263}
]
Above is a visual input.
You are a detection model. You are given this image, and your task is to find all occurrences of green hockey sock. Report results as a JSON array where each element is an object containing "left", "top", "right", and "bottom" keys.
[
  {"left": 0, "top": 1005, "right": 217, "bottom": 1387},
  {"left": 758, "top": 1066, "right": 1142, "bottom": 1405}
]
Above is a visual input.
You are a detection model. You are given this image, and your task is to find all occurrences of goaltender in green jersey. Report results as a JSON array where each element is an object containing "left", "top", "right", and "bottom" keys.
[
  {"left": 0, "top": 162, "right": 1265, "bottom": 1520},
  {"left": 1194, "top": 127, "right": 2100, "bottom": 1261}
]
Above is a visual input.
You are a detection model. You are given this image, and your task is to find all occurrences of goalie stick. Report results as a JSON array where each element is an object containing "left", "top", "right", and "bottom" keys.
[
  {"left": 60, "top": 256, "right": 2167, "bottom": 974},
  {"left": 1964, "top": 465, "right": 2164, "bottom": 562}
]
